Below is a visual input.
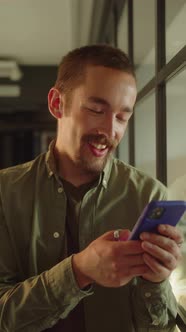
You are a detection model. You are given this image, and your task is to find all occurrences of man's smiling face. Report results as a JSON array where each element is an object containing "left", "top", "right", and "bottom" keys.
[{"left": 57, "top": 65, "right": 137, "bottom": 176}]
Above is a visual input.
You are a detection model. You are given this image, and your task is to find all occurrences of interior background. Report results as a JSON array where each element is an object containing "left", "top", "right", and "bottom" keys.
[{"left": 0, "top": 0, "right": 185, "bottom": 187}]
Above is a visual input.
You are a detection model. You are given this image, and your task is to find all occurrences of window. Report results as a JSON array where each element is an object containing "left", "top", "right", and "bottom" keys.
[
  {"left": 166, "top": 0, "right": 186, "bottom": 63},
  {"left": 133, "top": 0, "right": 155, "bottom": 91},
  {"left": 134, "top": 92, "right": 156, "bottom": 178},
  {"left": 166, "top": 68, "right": 186, "bottom": 185},
  {"left": 118, "top": 127, "right": 129, "bottom": 164}
]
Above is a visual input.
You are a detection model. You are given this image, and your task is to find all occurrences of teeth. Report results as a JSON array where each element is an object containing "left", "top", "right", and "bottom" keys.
[{"left": 91, "top": 143, "right": 107, "bottom": 150}]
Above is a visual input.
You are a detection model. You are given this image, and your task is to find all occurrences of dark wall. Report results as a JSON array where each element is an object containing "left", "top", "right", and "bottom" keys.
[{"left": 0, "top": 65, "right": 57, "bottom": 168}]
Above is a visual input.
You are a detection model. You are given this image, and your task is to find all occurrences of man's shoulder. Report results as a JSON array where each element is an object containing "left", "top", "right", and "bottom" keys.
[
  {"left": 0, "top": 153, "right": 46, "bottom": 182},
  {"left": 111, "top": 158, "right": 167, "bottom": 198}
]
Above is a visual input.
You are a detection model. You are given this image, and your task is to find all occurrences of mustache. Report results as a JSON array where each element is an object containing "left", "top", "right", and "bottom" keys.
[{"left": 82, "top": 134, "right": 117, "bottom": 149}]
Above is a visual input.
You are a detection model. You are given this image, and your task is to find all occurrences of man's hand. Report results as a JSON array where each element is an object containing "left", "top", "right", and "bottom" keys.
[
  {"left": 140, "top": 224, "right": 183, "bottom": 283},
  {"left": 72, "top": 230, "right": 148, "bottom": 289}
]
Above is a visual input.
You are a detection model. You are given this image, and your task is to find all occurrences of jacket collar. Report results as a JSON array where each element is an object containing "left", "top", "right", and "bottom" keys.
[{"left": 45, "top": 140, "right": 113, "bottom": 188}]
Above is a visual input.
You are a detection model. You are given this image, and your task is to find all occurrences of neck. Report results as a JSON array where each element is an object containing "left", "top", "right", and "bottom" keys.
[{"left": 54, "top": 147, "right": 99, "bottom": 187}]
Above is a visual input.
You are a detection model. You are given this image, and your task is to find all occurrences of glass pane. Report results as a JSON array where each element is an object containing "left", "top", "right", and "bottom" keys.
[
  {"left": 118, "top": 2, "right": 128, "bottom": 54},
  {"left": 135, "top": 93, "right": 156, "bottom": 178},
  {"left": 167, "top": 68, "right": 186, "bottom": 186},
  {"left": 133, "top": 0, "right": 155, "bottom": 91},
  {"left": 118, "top": 127, "right": 129, "bottom": 164},
  {"left": 166, "top": 0, "right": 186, "bottom": 63},
  {"left": 167, "top": 69, "right": 186, "bottom": 319}
]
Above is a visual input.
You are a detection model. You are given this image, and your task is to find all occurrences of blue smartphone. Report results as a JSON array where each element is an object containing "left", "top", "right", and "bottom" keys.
[{"left": 129, "top": 200, "right": 186, "bottom": 240}]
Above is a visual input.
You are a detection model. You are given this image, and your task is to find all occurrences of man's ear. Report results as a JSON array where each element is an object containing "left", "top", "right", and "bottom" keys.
[{"left": 48, "top": 88, "right": 63, "bottom": 119}]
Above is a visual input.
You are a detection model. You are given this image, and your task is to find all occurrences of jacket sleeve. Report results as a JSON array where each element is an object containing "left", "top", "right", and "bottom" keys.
[
  {"left": 131, "top": 277, "right": 178, "bottom": 331},
  {"left": 0, "top": 200, "right": 92, "bottom": 332}
]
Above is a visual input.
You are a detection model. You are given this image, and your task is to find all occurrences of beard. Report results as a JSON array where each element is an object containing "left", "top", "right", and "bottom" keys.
[
  {"left": 75, "top": 133, "right": 117, "bottom": 176},
  {"left": 78, "top": 148, "right": 112, "bottom": 174}
]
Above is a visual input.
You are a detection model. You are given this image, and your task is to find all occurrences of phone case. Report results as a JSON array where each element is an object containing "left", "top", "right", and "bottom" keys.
[{"left": 129, "top": 200, "right": 186, "bottom": 240}]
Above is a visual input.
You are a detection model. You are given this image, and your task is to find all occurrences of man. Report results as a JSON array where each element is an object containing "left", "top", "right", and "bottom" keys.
[{"left": 0, "top": 45, "right": 183, "bottom": 332}]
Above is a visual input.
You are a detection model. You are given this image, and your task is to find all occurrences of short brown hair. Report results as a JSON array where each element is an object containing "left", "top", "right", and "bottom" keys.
[{"left": 54, "top": 44, "right": 135, "bottom": 97}]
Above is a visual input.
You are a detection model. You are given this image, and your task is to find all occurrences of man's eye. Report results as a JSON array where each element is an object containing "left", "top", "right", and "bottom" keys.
[{"left": 87, "top": 108, "right": 103, "bottom": 114}]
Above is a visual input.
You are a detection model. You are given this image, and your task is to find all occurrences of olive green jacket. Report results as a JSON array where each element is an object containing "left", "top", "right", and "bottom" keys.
[{"left": 0, "top": 144, "right": 177, "bottom": 331}]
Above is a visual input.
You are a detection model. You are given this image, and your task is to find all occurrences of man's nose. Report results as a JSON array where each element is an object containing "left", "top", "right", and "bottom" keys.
[{"left": 100, "top": 114, "right": 116, "bottom": 139}]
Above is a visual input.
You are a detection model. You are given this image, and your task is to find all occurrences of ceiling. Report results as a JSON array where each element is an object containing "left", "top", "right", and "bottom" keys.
[
  {"left": 0, "top": 0, "right": 98, "bottom": 121},
  {"left": 0, "top": 0, "right": 95, "bottom": 65}
]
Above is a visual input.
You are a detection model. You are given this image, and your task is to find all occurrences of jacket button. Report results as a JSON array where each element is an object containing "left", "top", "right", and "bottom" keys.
[{"left": 53, "top": 232, "right": 60, "bottom": 238}]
